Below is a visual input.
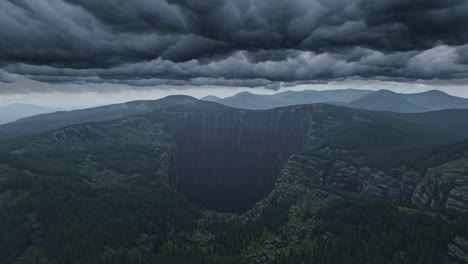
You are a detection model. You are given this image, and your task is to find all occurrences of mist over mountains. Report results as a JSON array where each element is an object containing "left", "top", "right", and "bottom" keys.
[
  {"left": 203, "top": 89, "right": 468, "bottom": 112},
  {"left": 0, "top": 103, "right": 58, "bottom": 125}
]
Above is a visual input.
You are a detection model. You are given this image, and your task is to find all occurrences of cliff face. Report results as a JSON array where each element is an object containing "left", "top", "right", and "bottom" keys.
[
  {"left": 246, "top": 149, "right": 422, "bottom": 205},
  {"left": 165, "top": 102, "right": 431, "bottom": 213},
  {"left": 167, "top": 109, "right": 313, "bottom": 213},
  {"left": 412, "top": 156, "right": 468, "bottom": 212}
]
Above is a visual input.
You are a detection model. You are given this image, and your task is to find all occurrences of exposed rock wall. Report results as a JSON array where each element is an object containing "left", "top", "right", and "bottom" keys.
[
  {"left": 412, "top": 157, "right": 468, "bottom": 212},
  {"left": 163, "top": 104, "right": 432, "bottom": 213},
  {"left": 167, "top": 110, "right": 313, "bottom": 213},
  {"left": 264, "top": 151, "right": 422, "bottom": 202}
]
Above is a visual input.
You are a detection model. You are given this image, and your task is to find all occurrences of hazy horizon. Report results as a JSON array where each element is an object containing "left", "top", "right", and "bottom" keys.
[{"left": 2, "top": 81, "right": 468, "bottom": 110}]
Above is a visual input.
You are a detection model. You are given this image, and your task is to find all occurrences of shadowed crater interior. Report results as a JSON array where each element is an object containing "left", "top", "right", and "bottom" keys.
[{"left": 167, "top": 110, "right": 311, "bottom": 213}]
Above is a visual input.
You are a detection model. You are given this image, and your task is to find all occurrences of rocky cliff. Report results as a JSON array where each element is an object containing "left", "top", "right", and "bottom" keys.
[
  {"left": 412, "top": 154, "right": 468, "bottom": 212},
  {"left": 166, "top": 108, "right": 314, "bottom": 213}
]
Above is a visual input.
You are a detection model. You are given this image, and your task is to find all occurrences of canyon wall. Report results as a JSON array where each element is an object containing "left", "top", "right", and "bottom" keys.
[{"left": 167, "top": 109, "right": 312, "bottom": 213}]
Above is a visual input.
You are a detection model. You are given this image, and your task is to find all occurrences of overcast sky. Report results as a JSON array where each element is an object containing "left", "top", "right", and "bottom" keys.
[{"left": 1, "top": 0, "right": 467, "bottom": 108}]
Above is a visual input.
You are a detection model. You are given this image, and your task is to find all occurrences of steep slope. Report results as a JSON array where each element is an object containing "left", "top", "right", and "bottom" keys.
[
  {"left": 412, "top": 154, "right": 468, "bottom": 212},
  {"left": 167, "top": 107, "right": 315, "bottom": 212},
  {"left": 348, "top": 90, "right": 428, "bottom": 113},
  {"left": 0, "top": 103, "right": 58, "bottom": 125},
  {"left": 0, "top": 95, "right": 228, "bottom": 140}
]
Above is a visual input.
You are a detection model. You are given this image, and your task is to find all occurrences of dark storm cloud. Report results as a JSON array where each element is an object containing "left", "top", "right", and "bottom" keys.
[
  {"left": 456, "top": 45, "right": 468, "bottom": 64},
  {"left": 0, "top": 0, "right": 467, "bottom": 92},
  {"left": 0, "top": 70, "right": 17, "bottom": 83}
]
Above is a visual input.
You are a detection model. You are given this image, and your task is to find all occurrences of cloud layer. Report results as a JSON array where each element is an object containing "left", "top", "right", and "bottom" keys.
[{"left": 0, "top": 0, "right": 467, "bottom": 92}]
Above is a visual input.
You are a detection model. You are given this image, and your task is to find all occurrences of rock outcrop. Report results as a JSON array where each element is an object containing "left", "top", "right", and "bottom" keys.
[
  {"left": 166, "top": 106, "right": 328, "bottom": 213},
  {"left": 412, "top": 156, "right": 468, "bottom": 212},
  {"left": 448, "top": 236, "right": 468, "bottom": 264}
]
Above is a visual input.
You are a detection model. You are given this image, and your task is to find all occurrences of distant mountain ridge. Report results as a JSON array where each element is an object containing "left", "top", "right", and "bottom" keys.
[
  {"left": 0, "top": 103, "right": 58, "bottom": 125},
  {"left": 202, "top": 89, "right": 371, "bottom": 110},
  {"left": 203, "top": 89, "right": 468, "bottom": 113},
  {"left": 348, "top": 90, "right": 427, "bottom": 113},
  {"left": 404, "top": 90, "right": 468, "bottom": 111}
]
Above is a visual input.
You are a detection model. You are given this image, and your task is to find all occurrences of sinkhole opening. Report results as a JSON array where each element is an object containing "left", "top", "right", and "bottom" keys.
[{"left": 167, "top": 111, "right": 310, "bottom": 213}]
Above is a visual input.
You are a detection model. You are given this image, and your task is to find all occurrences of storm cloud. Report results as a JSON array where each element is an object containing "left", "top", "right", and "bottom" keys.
[{"left": 0, "top": 0, "right": 467, "bottom": 92}]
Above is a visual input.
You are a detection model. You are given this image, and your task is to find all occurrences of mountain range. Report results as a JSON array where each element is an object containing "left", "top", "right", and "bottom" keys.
[
  {"left": 203, "top": 89, "right": 468, "bottom": 113},
  {"left": 1, "top": 89, "right": 466, "bottom": 141}
]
